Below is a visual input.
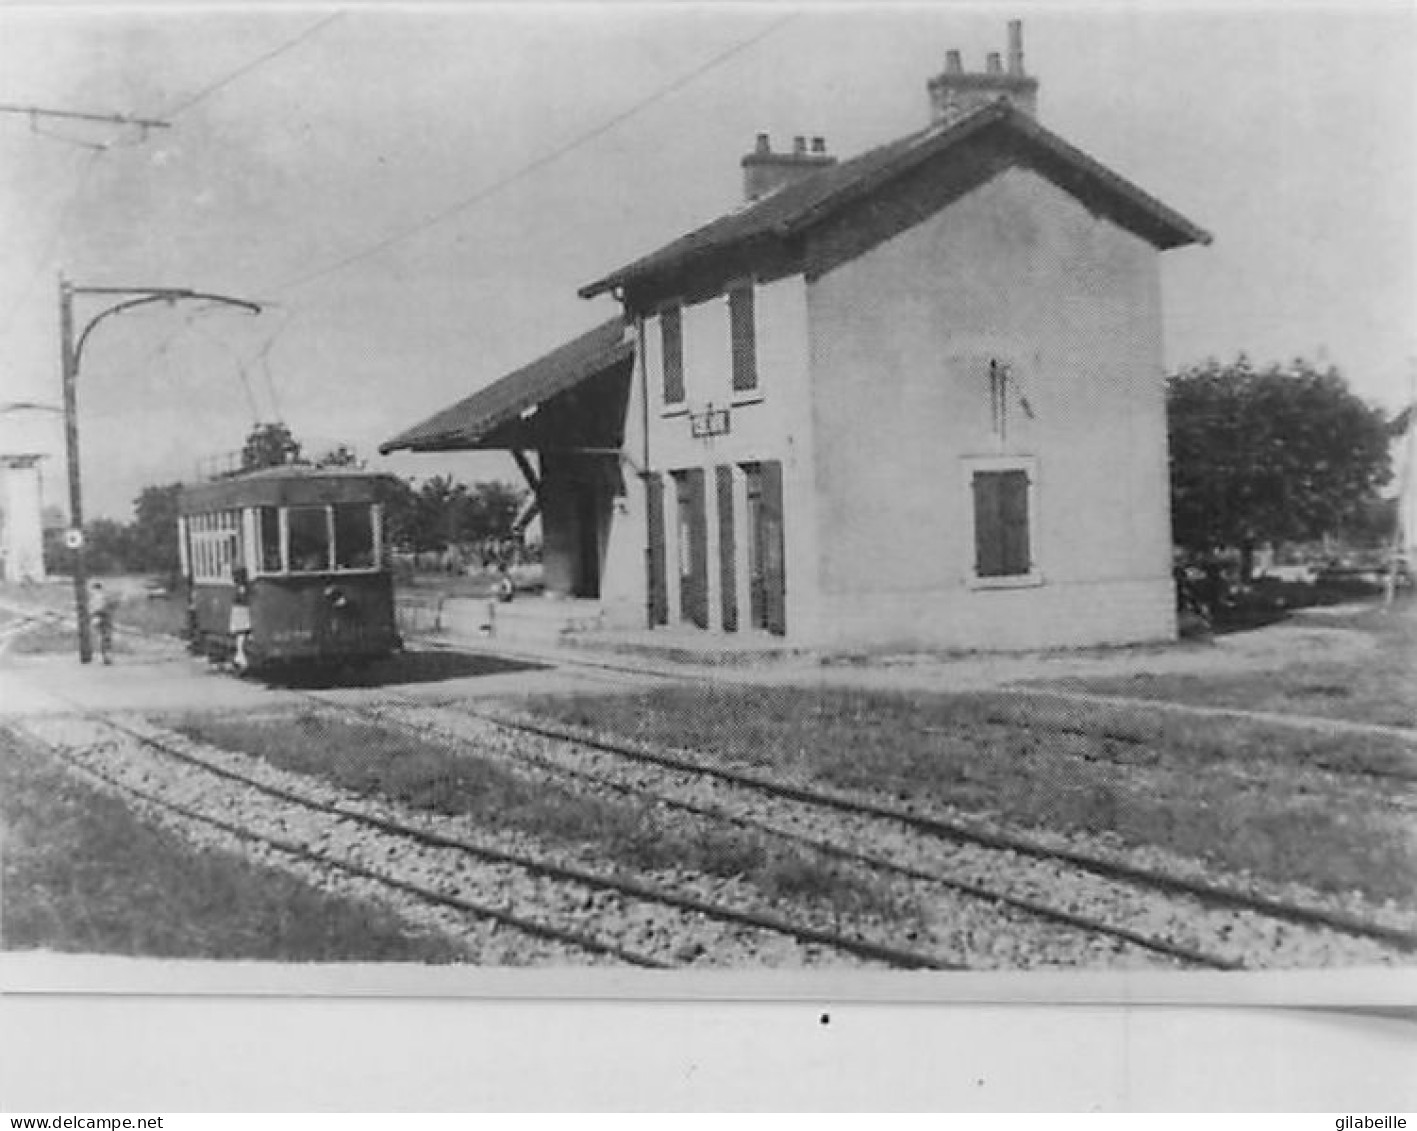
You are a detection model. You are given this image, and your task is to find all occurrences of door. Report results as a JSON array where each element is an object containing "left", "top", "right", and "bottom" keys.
[{"left": 574, "top": 480, "right": 601, "bottom": 598}]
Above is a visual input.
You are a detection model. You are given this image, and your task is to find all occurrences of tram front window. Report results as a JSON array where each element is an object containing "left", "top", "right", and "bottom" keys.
[
  {"left": 334, "top": 504, "right": 376, "bottom": 570},
  {"left": 288, "top": 506, "right": 331, "bottom": 572},
  {"left": 258, "top": 508, "right": 282, "bottom": 573}
]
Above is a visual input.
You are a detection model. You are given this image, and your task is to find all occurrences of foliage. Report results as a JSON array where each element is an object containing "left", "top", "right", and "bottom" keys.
[
  {"left": 1168, "top": 357, "right": 1392, "bottom": 568},
  {"left": 43, "top": 518, "right": 135, "bottom": 576},
  {"left": 240, "top": 421, "right": 302, "bottom": 471},
  {"left": 383, "top": 475, "right": 526, "bottom": 553},
  {"left": 130, "top": 482, "right": 183, "bottom": 577},
  {"left": 313, "top": 443, "right": 363, "bottom": 469}
]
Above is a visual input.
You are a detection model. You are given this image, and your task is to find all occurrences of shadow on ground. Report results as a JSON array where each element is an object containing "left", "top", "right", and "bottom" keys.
[{"left": 257, "top": 648, "right": 549, "bottom": 690}]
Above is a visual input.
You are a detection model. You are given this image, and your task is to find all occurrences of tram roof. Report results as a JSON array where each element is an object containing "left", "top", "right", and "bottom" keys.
[{"left": 178, "top": 465, "right": 402, "bottom": 514}]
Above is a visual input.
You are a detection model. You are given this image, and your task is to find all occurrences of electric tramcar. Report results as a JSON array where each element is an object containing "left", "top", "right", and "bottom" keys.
[{"left": 177, "top": 465, "right": 402, "bottom": 673}]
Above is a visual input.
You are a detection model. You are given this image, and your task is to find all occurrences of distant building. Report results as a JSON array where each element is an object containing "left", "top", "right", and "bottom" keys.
[
  {"left": 0, "top": 454, "right": 48, "bottom": 584},
  {"left": 385, "top": 21, "right": 1210, "bottom": 651}
]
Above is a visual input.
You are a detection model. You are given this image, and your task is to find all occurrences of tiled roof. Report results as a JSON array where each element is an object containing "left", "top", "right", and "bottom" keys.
[
  {"left": 580, "top": 101, "right": 1210, "bottom": 302},
  {"left": 379, "top": 318, "right": 632, "bottom": 454}
]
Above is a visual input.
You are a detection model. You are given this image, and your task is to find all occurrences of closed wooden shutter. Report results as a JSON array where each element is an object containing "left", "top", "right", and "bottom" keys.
[
  {"left": 973, "top": 469, "right": 1030, "bottom": 577},
  {"left": 645, "top": 475, "right": 667, "bottom": 626},
  {"left": 678, "top": 469, "right": 709, "bottom": 629},
  {"left": 661, "top": 306, "right": 684, "bottom": 404},
  {"left": 716, "top": 465, "right": 737, "bottom": 632},
  {"left": 729, "top": 286, "right": 757, "bottom": 393},
  {"left": 760, "top": 460, "right": 786, "bottom": 635}
]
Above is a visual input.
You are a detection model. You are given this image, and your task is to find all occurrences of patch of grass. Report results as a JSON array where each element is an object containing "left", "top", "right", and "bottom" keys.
[
  {"left": 1059, "top": 599, "right": 1417, "bottom": 730},
  {"left": 169, "top": 709, "right": 907, "bottom": 923},
  {"left": 6, "top": 587, "right": 187, "bottom": 654},
  {"left": 0, "top": 726, "right": 466, "bottom": 961},
  {"left": 521, "top": 684, "right": 1417, "bottom": 904}
]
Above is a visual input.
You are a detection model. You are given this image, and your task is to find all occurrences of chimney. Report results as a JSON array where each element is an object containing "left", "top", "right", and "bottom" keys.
[
  {"left": 741, "top": 132, "right": 837, "bottom": 202},
  {"left": 1007, "top": 19, "right": 1025, "bottom": 76},
  {"left": 927, "top": 19, "right": 1040, "bottom": 124}
]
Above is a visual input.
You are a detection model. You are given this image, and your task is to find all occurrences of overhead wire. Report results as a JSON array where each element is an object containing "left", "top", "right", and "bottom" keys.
[
  {"left": 271, "top": 12, "right": 798, "bottom": 294},
  {"left": 184, "top": 316, "right": 263, "bottom": 421},
  {"left": 159, "top": 11, "right": 345, "bottom": 119},
  {"left": 0, "top": 13, "right": 340, "bottom": 351}
]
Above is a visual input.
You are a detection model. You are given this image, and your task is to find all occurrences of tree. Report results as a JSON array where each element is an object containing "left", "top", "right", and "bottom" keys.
[
  {"left": 313, "top": 443, "right": 363, "bottom": 469},
  {"left": 1168, "top": 356, "right": 1392, "bottom": 575},
  {"left": 241, "top": 421, "right": 302, "bottom": 471},
  {"left": 130, "top": 482, "right": 183, "bottom": 577},
  {"left": 462, "top": 480, "right": 525, "bottom": 543},
  {"left": 414, "top": 474, "right": 467, "bottom": 551},
  {"left": 380, "top": 477, "right": 420, "bottom": 551},
  {"left": 81, "top": 518, "right": 135, "bottom": 576}
]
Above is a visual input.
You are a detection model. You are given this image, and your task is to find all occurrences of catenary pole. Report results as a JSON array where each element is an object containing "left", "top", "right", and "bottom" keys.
[
  {"left": 57, "top": 277, "right": 262, "bottom": 663},
  {"left": 58, "top": 276, "right": 91, "bottom": 662}
]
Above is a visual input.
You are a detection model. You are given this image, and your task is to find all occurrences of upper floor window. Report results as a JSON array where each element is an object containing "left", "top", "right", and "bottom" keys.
[
  {"left": 660, "top": 303, "right": 684, "bottom": 405},
  {"left": 729, "top": 284, "right": 757, "bottom": 394}
]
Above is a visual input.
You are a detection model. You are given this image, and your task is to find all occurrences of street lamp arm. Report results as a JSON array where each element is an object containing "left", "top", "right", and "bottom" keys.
[
  {"left": 72, "top": 290, "right": 262, "bottom": 371},
  {"left": 58, "top": 279, "right": 263, "bottom": 664}
]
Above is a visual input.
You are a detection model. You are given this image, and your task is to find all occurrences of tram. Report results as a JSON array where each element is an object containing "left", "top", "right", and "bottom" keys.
[{"left": 177, "top": 465, "right": 402, "bottom": 673}]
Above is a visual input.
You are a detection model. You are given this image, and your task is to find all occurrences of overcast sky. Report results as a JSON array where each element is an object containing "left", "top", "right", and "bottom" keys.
[{"left": 1, "top": 2, "right": 1412, "bottom": 520}]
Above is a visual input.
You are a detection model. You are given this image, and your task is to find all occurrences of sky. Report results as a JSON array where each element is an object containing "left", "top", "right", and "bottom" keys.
[{"left": 0, "top": 1, "right": 1413, "bottom": 520}]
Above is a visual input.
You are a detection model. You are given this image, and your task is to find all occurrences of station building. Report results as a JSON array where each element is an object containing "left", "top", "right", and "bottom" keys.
[{"left": 383, "top": 22, "right": 1209, "bottom": 651}]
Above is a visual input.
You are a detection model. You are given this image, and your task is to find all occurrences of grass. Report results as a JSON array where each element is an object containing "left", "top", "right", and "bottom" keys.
[
  {"left": 169, "top": 709, "right": 910, "bottom": 924},
  {"left": 3, "top": 582, "right": 187, "bottom": 655},
  {"left": 0, "top": 726, "right": 468, "bottom": 961},
  {"left": 1055, "top": 599, "right": 1417, "bottom": 730},
  {"left": 516, "top": 683, "right": 1417, "bottom": 905}
]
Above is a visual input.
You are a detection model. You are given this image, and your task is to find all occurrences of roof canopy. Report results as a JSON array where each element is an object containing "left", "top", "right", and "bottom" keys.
[
  {"left": 581, "top": 101, "right": 1210, "bottom": 309},
  {"left": 380, "top": 318, "right": 633, "bottom": 455}
]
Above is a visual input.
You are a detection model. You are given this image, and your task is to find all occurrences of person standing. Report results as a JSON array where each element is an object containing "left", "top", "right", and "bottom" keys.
[{"left": 90, "top": 581, "right": 114, "bottom": 665}]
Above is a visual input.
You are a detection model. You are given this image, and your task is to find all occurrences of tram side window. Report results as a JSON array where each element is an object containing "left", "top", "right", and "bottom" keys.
[
  {"left": 333, "top": 504, "right": 375, "bottom": 570},
  {"left": 288, "top": 506, "right": 331, "bottom": 572},
  {"left": 258, "top": 507, "right": 282, "bottom": 573}
]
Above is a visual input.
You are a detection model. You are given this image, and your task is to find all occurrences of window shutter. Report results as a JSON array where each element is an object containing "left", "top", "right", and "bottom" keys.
[
  {"left": 760, "top": 460, "right": 786, "bottom": 635},
  {"left": 999, "top": 469, "right": 1031, "bottom": 575},
  {"left": 972, "top": 472, "right": 1003, "bottom": 577},
  {"left": 973, "top": 469, "right": 1031, "bottom": 578},
  {"left": 716, "top": 466, "right": 738, "bottom": 632},
  {"left": 661, "top": 306, "right": 684, "bottom": 404},
  {"left": 729, "top": 286, "right": 757, "bottom": 393},
  {"left": 645, "top": 475, "right": 668, "bottom": 626}
]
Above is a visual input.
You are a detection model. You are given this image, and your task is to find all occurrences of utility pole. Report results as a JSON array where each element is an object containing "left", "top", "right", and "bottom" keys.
[
  {"left": 57, "top": 278, "right": 88, "bottom": 660},
  {"left": 58, "top": 277, "right": 261, "bottom": 663}
]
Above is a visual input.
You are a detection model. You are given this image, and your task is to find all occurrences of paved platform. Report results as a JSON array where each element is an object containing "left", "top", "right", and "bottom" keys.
[{"left": 563, "top": 625, "right": 816, "bottom": 667}]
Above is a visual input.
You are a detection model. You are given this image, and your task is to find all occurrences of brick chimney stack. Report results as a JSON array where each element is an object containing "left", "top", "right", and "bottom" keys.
[
  {"left": 741, "top": 132, "right": 836, "bottom": 202},
  {"left": 927, "top": 19, "right": 1039, "bottom": 124}
]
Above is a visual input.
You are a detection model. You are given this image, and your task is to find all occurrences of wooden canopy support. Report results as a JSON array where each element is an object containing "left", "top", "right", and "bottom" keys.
[
  {"left": 511, "top": 449, "right": 542, "bottom": 535},
  {"left": 512, "top": 449, "right": 541, "bottom": 496}
]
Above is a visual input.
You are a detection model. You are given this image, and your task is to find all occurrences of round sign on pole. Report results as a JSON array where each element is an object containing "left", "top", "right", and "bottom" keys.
[{"left": 64, "top": 527, "right": 84, "bottom": 550}]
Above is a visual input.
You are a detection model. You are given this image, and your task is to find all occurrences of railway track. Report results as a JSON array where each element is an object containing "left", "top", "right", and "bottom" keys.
[
  {"left": 294, "top": 687, "right": 1417, "bottom": 970},
  {"left": 15, "top": 707, "right": 994, "bottom": 970},
  {"left": 9, "top": 613, "right": 1413, "bottom": 969}
]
